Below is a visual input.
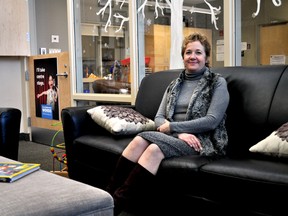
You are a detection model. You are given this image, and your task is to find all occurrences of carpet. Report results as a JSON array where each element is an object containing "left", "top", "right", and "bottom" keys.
[{"left": 18, "top": 140, "right": 65, "bottom": 173}]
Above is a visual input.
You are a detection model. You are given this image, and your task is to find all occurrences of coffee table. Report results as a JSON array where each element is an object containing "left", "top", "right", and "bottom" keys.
[{"left": 0, "top": 156, "right": 113, "bottom": 216}]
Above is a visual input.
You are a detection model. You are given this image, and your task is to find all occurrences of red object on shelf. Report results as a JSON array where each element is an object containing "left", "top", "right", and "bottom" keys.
[
  {"left": 121, "top": 57, "right": 150, "bottom": 65},
  {"left": 121, "top": 58, "right": 130, "bottom": 65}
]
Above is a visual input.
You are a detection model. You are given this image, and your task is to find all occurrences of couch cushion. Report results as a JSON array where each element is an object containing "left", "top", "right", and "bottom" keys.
[
  {"left": 201, "top": 158, "right": 288, "bottom": 184},
  {"left": 157, "top": 155, "right": 210, "bottom": 184},
  {"left": 199, "top": 158, "right": 288, "bottom": 215},
  {"left": 74, "top": 134, "right": 133, "bottom": 166},
  {"left": 155, "top": 155, "right": 211, "bottom": 204}
]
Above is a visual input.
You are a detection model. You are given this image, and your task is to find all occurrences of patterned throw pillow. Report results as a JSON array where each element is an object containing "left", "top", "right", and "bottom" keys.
[
  {"left": 87, "top": 105, "right": 156, "bottom": 135},
  {"left": 249, "top": 122, "right": 288, "bottom": 158}
]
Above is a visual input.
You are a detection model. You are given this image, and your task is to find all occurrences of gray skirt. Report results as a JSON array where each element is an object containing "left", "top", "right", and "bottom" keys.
[{"left": 138, "top": 131, "right": 198, "bottom": 158}]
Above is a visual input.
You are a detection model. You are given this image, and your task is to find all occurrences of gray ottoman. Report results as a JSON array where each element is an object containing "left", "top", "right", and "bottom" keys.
[{"left": 0, "top": 156, "right": 113, "bottom": 216}]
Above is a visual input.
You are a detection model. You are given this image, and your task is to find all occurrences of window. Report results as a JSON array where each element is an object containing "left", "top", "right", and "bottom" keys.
[
  {"left": 71, "top": 0, "right": 225, "bottom": 106},
  {"left": 73, "top": 0, "right": 130, "bottom": 104},
  {"left": 136, "top": 0, "right": 224, "bottom": 84},
  {"left": 241, "top": 0, "right": 288, "bottom": 66}
]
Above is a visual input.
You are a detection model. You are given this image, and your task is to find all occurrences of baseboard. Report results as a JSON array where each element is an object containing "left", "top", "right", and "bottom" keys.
[
  {"left": 31, "top": 127, "right": 64, "bottom": 146},
  {"left": 19, "top": 128, "right": 65, "bottom": 147},
  {"left": 19, "top": 133, "right": 30, "bottom": 141}
]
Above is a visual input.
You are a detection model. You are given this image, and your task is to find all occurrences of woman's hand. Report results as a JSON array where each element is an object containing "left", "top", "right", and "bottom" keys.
[
  {"left": 178, "top": 133, "right": 202, "bottom": 152},
  {"left": 157, "top": 120, "right": 170, "bottom": 134}
]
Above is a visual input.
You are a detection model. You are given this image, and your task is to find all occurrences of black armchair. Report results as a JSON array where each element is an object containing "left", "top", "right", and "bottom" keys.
[{"left": 0, "top": 108, "right": 21, "bottom": 160}]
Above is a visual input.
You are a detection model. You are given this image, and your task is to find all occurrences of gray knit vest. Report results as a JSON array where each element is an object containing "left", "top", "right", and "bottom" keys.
[{"left": 165, "top": 68, "right": 228, "bottom": 157}]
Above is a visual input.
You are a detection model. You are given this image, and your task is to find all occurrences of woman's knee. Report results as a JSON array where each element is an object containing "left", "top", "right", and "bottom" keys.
[
  {"left": 145, "top": 144, "right": 164, "bottom": 158},
  {"left": 130, "top": 136, "right": 148, "bottom": 147},
  {"left": 123, "top": 136, "right": 149, "bottom": 155}
]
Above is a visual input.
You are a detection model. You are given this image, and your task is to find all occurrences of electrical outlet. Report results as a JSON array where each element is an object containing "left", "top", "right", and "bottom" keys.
[{"left": 52, "top": 35, "right": 59, "bottom": 43}]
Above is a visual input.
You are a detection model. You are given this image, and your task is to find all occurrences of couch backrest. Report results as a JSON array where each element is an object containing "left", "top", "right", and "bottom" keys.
[
  {"left": 268, "top": 65, "right": 288, "bottom": 126},
  {"left": 213, "top": 65, "right": 288, "bottom": 157},
  {"left": 135, "top": 65, "right": 288, "bottom": 157},
  {"left": 135, "top": 69, "right": 182, "bottom": 120}
]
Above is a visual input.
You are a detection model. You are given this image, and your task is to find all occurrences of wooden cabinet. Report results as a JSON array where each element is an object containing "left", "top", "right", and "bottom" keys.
[
  {"left": 0, "top": 0, "right": 30, "bottom": 56},
  {"left": 145, "top": 24, "right": 212, "bottom": 72}
]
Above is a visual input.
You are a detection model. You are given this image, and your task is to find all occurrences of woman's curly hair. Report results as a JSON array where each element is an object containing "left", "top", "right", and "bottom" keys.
[{"left": 181, "top": 32, "right": 211, "bottom": 67}]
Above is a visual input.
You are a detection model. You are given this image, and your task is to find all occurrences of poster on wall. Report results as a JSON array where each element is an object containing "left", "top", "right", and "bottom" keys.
[{"left": 34, "top": 58, "right": 59, "bottom": 120}]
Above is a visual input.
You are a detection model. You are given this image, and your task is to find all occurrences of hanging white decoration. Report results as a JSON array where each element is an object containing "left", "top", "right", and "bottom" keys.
[
  {"left": 97, "top": 0, "right": 283, "bottom": 32},
  {"left": 153, "top": 0, "right": 166, "bottom": 19},
  {"left": 138, "top": 0, "right": 220, "bottom": 29},
  {"left": 201, "top": 0, "right": 221, "bottom": 30},
  {"left": 114, "top": 13, "right": 129, "bottom": 32},
  {"left": 96, "top": 0, "right": 129, "bottom": 32},
  {"left": 117, "top": 0, "right": 126, "bottom": 8},
  {"left": 96, "top": 0, "right": 113, "bottom": 32},
  {"left": 252, "top": 0, "right": 282, "bottom": 18},
  {"left": 97, "top": 0, "right": 223, "bottom": 33},
  {"left": 137, "top": 0, "right": 149, "bottom": 19},
  {"left": 138, "top": 0, "right": 170, "bottom": 19}
]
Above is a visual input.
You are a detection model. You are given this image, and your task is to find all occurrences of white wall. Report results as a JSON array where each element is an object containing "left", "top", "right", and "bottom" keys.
[
  {"left": 35, "top": 0, "right": 68, "bottom": 53},
  {"left": 0, "top": 0, "right": 68, "bottom": 137},
  {"left": 0, "top": 57, "right": 27, "bottom": 133}
]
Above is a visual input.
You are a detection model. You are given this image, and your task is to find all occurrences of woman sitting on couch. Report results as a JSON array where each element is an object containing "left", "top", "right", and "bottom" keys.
[{"left": 107, "top": 32, "right": 230, "bottom": 215}]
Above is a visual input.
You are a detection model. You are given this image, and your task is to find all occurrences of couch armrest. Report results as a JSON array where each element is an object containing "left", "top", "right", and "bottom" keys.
[
  {"left": 61, "top": 104, "right": 136, "bottom": 151},
  {"left": 0, "top": 108, "right": 21, "bottom": 160},
  {"left": 61, "top": 105, "right": 135, "bottom": 142},
  {"left": 61, "top": 106, "right": 106, "bottom": 170},
  {"left": 61, "top": 106, "right": 104, "bottom": 144}
]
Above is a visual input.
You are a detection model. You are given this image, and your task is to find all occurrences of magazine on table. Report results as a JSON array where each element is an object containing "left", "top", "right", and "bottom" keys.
[{"left": 0, "top": 162, "right": 40, "bottom": 183}]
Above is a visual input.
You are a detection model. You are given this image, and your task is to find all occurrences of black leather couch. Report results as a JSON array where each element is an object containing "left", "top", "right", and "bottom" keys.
[
  {"left": 0, "top": 108, "right": 22, "bottom": 160},
  {"left": 62, "top": 65, "right": 288, "bottom": 216}
]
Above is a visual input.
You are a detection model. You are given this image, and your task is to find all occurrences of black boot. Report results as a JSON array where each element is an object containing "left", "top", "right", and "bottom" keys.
[
  {"left": 106, "top": 155, "right": 136, "bottom": 196},
  {"left": 113, "top": 164, "right": 155, "bottom": 215}
]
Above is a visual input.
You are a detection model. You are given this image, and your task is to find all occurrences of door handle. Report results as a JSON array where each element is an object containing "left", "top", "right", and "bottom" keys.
[{"left": 56, "top": 72, "right": 68, "bottom": 78}]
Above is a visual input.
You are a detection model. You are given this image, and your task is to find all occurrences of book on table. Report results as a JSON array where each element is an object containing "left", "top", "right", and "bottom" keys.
[{"left": 0, "top": 162, "right": 40, "bottom": 183}]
